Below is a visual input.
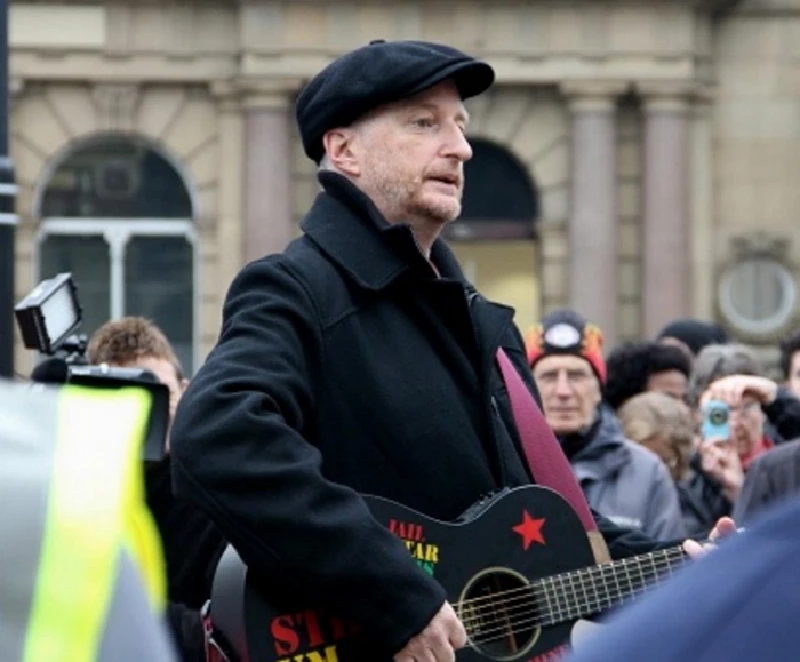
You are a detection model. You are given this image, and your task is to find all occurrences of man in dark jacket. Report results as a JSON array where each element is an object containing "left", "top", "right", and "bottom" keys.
[{"left": 170, "top": 40, "right": 730, "bottom": 662}]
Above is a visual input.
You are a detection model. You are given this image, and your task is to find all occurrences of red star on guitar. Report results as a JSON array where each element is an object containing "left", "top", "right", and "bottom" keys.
[{"left": 513, "top": 511, "right": 546, "bottom": 551}]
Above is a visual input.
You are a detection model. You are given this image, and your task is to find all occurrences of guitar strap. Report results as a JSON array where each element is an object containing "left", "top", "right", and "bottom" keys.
[{"left": 496, "top": 348, "right": 610, "bottom": 564}]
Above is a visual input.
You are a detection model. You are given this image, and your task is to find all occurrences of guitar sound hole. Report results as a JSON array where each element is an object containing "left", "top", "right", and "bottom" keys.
[{"left": 459, "top": 568, "right": 540, "bottom": 661}]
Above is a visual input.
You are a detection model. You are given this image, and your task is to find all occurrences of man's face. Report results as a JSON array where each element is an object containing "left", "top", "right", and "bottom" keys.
[
  {"left": 532, "top": 355, "right": 601, "bottom": 434},
  {"left": 789, "top": 352, "right": 800, "bottom": 399},
  {"left": 646, "top": 370, "right": 689, "bottom": 405},
  {"left": 346, "top": 80, "right": 472, "bottom": 225}
]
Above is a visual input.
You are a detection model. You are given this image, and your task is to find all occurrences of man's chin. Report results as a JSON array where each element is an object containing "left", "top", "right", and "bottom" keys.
[
  {"left": 414, "top": 198, "right": 461, "bottom": 225},
  {"left": 548, "top": 418, "right": 582, "bottom": 434}
]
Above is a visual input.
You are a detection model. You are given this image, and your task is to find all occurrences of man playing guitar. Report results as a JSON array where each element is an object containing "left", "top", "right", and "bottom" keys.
[{"left": 170, "top": 39, "right": 733, "bottom": 662}]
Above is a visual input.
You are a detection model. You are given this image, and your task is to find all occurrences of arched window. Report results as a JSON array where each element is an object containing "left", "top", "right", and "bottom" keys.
[
  {"left": 35, "top": 134, "right": 197, "bottom": 374},
  {"left": 445, "top": 138, "right": 539, "bottom": 240}
]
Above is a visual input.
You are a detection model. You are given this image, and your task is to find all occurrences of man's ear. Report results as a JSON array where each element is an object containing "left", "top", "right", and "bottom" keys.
[{"left": 322, "top": 128, "right": 360, "bottom": 177}]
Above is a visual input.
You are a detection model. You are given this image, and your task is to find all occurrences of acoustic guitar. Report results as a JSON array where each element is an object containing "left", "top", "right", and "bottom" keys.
[{"left": 206, "top": 485, "right": 687, "bottom": 662}]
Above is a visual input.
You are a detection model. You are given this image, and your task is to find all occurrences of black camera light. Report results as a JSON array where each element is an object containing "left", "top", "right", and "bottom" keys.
[{"left": 14, "top": 273, "right": 82, "bottom": 355}]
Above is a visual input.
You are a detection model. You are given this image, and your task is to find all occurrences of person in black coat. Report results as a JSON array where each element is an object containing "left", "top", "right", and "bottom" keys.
[{"left": 169, "top": 39, "right": 732, "bottom": 662}]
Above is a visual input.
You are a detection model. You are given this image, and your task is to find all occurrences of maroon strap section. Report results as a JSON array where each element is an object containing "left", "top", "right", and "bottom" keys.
[{"left": 496, "top": 348, "right": 597, "bottom": 532}]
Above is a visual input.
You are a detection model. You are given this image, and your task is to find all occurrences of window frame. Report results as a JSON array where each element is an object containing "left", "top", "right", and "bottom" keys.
[
  {"left": 32, "top": 134, "right": 200, "bottom": 221},
  {"left": 718, "top": 257, "right": 797, "bottom": 336},
  {"left": 35, "top": 217, "right": 199, "bottom": 372}
]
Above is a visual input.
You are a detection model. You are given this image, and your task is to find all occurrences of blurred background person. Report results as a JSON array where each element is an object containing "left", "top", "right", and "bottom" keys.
[
  {"left": 779, "top": 327, "right": 800, "bottom": 400},
  {"left": 618, "top": 391, "right": 694, "bottom": 483},
  {"left": 87, "top": 317, "right": 226, "bottom": 662},
  {"left": 656, "top": 318, "right": 729, "bottom": 363},
  {"left": 675, "top": 342, "right": 800, "bottom": 535},
  {"left": 526, "top": 310, "right": 686, "bottom": 540},
  {"left": 617, "top": 391, "right": 711, "bottom": 536},
  {"left": 690, "top": 343, "right": 800, "bottom": 451},
  {"left": 604, "top": 340, "right": 692, "bottom": 411}
]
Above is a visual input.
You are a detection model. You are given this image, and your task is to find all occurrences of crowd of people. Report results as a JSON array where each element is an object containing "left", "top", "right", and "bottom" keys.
[
  {"left": 526, "top": 312, "right": 800, "bottom": 540},
  {"left": 38, "top": 308, "right": 800, "bottom": 661},
  {"left": 12, "top": 37, "right": 800, "bottom": 662}
]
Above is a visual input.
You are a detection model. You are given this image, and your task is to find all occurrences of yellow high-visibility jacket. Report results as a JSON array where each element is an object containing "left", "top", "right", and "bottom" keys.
[{"left": 0, "top": 379, "right": 176, "bottom": 662}]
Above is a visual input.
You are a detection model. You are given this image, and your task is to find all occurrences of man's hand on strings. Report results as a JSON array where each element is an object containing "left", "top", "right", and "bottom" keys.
[
  {"left": 682, "top": 517, "right": 739, "bottom": 558},
  {"left": 394, "top": 601, "right": 467, "bottom": 662}
]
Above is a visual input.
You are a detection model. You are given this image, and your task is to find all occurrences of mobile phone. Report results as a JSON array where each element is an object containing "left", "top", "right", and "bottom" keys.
[{"left": 702, "top": 399, "right": 730, "bottom": 442}]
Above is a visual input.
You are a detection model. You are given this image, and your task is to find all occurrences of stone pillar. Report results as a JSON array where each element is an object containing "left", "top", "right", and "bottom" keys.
[
  {"left": 212, "top": 82, "right": 244, "bottom": 294},
  {"left": 641, "top": 90, "right": 691, "bottom": 337},
  {"left": 690, "top": 90, "right": 715, "bottom": 319},
  {"left": 242, "top": 91, "right": 294, "bottom": 263},
  {"left": 564, "top": 85, "right": 620, "bottom": 345}
]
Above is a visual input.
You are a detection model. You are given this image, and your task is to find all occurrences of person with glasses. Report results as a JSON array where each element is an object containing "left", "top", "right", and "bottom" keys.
[
  {"left": 679, "top": 342, "right": 800, "bottom": 536},
  {"left": 526, "top": 310, "right": 686, "bottom": 540}
]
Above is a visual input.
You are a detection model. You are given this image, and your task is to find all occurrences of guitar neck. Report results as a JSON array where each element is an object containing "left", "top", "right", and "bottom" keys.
[{"left": 531, "top": 545, "right": 688, "bottom": 626}]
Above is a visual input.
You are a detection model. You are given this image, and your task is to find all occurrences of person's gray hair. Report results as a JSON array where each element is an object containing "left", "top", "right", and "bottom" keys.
[
  {"left": 689, "top": 342, "right": 763, "bottom": 406},
  {"left": 318, "top": 153, "right": 334, "bottom": 172}
]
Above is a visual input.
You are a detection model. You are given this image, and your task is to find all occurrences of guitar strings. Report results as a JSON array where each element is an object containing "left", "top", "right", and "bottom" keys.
[
  {"left": 456, "top": 551, "right": 685, "bottom": 646},
  {"left": 463, "top": 564, "right": 665, "bottom": 633},
  {"left": 461, "top": 563, "right": 677, "bottom": 647},
  {"left": 459, "top": 554, "right": 681, "bottom": 625},
  {"left": 465, "top": 577, "right": 661, "bottom": 648},
  {"left": 461, "top": 569, "right": 660, "bottom": 638},
  {"left": 456, "top": 546, "right": 685, "bottom": 609},
  {"left": 464, "top": 580, "right": 657, "bottom": 648}
]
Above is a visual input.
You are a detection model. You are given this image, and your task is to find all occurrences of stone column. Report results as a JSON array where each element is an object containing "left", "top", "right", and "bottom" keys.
[
  {"left": 690, "top": 90, "right": 715, "bottom": 319},
  {"left": 212, "top": 81, "right": 244, "bottom": 294},
  {"left": 242, "top": 91, "right": 294, "bottom": 264},
  {"left": 641, "top": 90, "right": 691, "bottom": 337},
  {"left": 564, "top": 84, "right": 620, "bottom": 345}
]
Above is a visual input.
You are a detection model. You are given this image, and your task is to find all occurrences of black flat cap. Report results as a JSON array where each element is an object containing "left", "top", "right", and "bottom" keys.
[{"left": 295, "top": 39, "right": 495, "bottom": 163}]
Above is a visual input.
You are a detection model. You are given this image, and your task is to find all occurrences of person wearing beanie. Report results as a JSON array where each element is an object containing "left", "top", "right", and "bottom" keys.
[
  {"left": 526, "top": 310, "right": 686, "bottom": 540},
  {"left": 657, "top": 317, "right": 729, "bottom": 358},
  {"left": 171, "top": 40, "right": 733, "bottom": 662}
]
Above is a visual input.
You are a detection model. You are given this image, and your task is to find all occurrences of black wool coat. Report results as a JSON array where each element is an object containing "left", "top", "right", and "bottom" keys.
[{"left": 170, "top": 172, "right": 664, "bottom": 655}]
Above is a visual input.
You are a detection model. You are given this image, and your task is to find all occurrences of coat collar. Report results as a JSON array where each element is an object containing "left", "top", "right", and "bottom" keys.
[
  {"left": 300, "top": 171, "right": 469, "bottom": 290},
  {"left": 571, "top": 406, "right": 631, "bottom": 481}
]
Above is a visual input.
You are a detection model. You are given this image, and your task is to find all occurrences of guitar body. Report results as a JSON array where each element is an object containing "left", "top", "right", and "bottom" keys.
[{"left": 209, "top": 485, "right": 599, "bottom": 662}]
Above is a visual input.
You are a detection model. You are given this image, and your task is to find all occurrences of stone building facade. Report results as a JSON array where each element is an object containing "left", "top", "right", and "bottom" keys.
[{"left": 9, "top": 0, "right": 800, "bottom": 375}]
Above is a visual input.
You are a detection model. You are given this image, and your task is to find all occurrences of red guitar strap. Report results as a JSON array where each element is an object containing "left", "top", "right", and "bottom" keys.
[{"left": 496, "top": 348, "right": 598, "bottom": 533}]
